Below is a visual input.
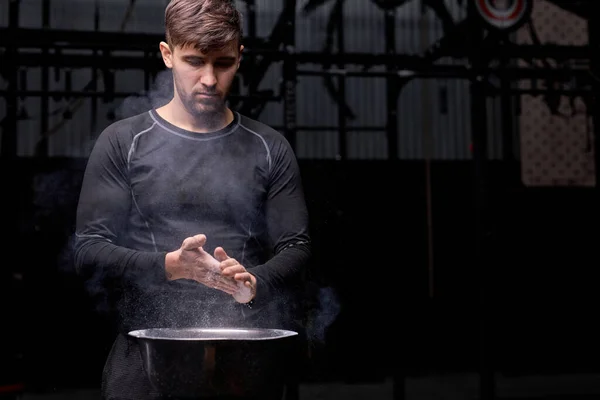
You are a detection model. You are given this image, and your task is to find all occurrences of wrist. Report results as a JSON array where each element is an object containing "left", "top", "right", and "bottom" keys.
[{"left": 164, "top": 251, "right": 180, "bottom": 280}]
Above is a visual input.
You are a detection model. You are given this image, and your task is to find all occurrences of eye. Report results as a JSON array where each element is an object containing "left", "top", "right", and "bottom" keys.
[{"left": 186, "top": 59, "right": 204, "bottom": 67}]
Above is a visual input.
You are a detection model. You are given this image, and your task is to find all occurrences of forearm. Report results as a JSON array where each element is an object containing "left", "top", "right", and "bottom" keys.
[
  {"left": 74, "top": 237, "right": 167, "bottom": 288},
  {"left": 250, "top": 242, "right": 311, "bottom": 306}
]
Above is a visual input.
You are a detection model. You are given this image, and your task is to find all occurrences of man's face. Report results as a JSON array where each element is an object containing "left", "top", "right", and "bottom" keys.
[{"left": 160, "top": 41, "right": 242, "bottom": 117}]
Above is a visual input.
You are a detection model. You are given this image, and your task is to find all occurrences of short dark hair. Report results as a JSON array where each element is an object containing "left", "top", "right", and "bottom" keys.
[{"left": 165, "top": 0, "right": 243, "bottom": 53}]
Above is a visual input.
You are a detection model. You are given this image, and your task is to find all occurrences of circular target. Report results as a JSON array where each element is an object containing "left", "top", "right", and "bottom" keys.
[{"left": 474, "top": 0, "right": 532, "bottom": 31}]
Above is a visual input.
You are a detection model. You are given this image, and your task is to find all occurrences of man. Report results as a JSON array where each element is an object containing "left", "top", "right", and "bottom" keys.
[{"left": 73, "top": 0, "right": 311, "bottom": 398}]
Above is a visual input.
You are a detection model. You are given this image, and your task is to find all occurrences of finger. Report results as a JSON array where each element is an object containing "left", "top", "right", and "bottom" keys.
[
  {"left": 219, "top": 259, "right": 240, "bottom": 272},
  {"left": 181, "top": 234, "right": 206, "bottom": 250},
  {"left": 213, "top": 276, "right": 238, "bottom": 293},
  {"left": 233, "top": 271, "right": 253, "bottom": 283},
  {"left": 214, "top": 246, "right": 229, "bottom": 262},
  {"left": 221, "top": 264, "right": 245, "bottom": 276},
  {"left": 219, "top": 286, "right": 238, "bottom": 295}
]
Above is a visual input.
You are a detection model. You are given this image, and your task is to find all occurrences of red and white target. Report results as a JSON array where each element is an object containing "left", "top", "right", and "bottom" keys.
[{"left": 475, "top": 0, "right": 532, "bottom": 30}]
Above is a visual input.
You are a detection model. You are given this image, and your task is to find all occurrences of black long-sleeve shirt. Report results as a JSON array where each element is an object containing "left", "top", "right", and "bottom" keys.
[
  {"left": 75, "top": 109, "right": 311, "bottom": 399},
  {"left": 74, "top": 108, "right": 311, "bottom": 334}
]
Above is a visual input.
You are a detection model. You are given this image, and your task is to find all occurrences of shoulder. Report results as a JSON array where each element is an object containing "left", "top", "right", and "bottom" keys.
[
  {"left": 99, "top": 110, "right": 156, "bottom": 140},
  {"left": 236, "top": 113, "right": 294, "bottom": 152},
  {"left": 237, "top": 114, "right": 287, "bottom": 142},
  {"left": 90, "top": 111, "right": 156, "bottom": 156}
]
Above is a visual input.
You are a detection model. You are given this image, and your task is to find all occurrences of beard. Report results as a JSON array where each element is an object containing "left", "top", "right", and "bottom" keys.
[
  {"left": 182, "top": 90, "right": 226, "bottom": 115},
  {"left": 174, "top": 77, "right": 228, "bottom": 128}
]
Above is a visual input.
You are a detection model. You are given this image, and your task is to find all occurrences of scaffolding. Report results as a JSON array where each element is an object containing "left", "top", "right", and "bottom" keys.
[{"left": 1, "top": 0, "right": 595, "bottom": 160}]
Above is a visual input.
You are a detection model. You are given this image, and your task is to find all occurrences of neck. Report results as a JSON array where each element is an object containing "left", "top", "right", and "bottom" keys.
[{"left": 157, "top": 98, "right": 233, "bottom": 133}]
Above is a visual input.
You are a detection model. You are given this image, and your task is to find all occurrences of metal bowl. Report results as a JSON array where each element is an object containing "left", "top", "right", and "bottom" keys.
[{"left": 128, "top": 327, "right": 299, "bottom": 399}]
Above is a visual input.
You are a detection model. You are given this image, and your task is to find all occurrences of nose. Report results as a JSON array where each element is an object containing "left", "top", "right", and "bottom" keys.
[{"left": 201, "top": 65, "right": 217, "bottom": 88}]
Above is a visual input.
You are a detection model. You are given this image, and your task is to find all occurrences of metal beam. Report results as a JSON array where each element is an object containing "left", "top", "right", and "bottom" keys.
[
  {"left": 1, "top": 0, "right": 20, "bottom": 160},
  {"left": 2, "top": 50, "right": 592, "bottom": 82},
  {"left": 467, "top": 3, "right": 494, "bottom": 400},
  {"left": 4, "top": 87, "right": 590, "bottom": 100},
  {"left": 2, "top": 27, "right": 161, "bottom": 50},
  {"left": 0, "top": 90, "right": 279, "bottom": 102},
  {"left": 282, "top": 0, "right": 297, "bottom": 150},
  {"left": 1, "top": 28, "right": 592, "bottom": 62},
  {"left": 336, "top": 0, "right": 347, "bottom": 161},
  {"left": 296, "top": 66, "right": 595, "bottom": 83},
  {"left": 384, "top": 7, "right": 399, "bottom": 161}
]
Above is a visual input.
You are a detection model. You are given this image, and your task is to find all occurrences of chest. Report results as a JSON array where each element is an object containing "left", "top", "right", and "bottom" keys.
[{"left": 128, "top": 143, "right": 268, "bottom": 219}]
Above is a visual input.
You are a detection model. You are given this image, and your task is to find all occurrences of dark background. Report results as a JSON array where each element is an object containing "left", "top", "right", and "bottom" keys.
[{"left": 1, "top": 0, "right": 600, "bottom": 399}]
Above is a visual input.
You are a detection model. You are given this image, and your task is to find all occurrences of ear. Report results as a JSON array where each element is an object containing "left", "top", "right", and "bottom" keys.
[
  {"left": 159, "top": 41, "right": 174, "bottom": 68},
  {"left": 237, "top": 45, "right": 244, "bottom": 69}
]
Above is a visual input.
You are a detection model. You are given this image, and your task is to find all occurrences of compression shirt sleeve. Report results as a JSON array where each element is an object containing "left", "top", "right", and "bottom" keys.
[
  {"left": 73, "top": 124, "right": 166, "bottom": 291},
  {"left": 249, "top": 137, "right": 311, "bottom": 309}
]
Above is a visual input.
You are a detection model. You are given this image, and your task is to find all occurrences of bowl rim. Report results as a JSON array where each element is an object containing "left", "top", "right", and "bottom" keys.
[{"left": 127, "top": 327, "right": 299, "bottom": 341}]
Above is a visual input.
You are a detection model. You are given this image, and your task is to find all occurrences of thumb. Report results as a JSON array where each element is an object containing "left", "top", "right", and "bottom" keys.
[
  {"left": 181, "top": 234, "right": 207, "bottom": 251},
  {"left": 214, "top": 246, "right": 229, "bottom": 262}
]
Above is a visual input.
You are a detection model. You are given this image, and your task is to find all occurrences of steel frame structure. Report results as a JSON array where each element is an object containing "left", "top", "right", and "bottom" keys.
[{"left": 0, "top": 0, "right": 596, "bottom": 160}]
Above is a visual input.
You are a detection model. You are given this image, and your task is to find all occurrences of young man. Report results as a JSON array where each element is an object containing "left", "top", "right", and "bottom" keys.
[{"left": 73, "top": 0, "right": 311, "bottom": 398}]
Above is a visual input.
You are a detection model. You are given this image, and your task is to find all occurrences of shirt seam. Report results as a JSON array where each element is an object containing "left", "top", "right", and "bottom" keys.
[
  {"left": 127, "top": 120, "right": 160, "bottom": 252},
  {"left": 148, "top": 110, "right": 240, "bottom": 141},
  {"left": 238, "top": 120, "right": 272, "bottom": 173}
]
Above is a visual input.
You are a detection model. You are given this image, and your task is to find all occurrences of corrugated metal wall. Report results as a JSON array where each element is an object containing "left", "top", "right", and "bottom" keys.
[{"left": 0, "top": 0, "right": 506, "bottom": 159}]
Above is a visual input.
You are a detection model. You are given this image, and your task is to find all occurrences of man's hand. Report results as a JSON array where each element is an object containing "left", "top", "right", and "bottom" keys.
[
  {"left": 165, "top": 234, "right": 238, "bottom": 293},
  {"left": 214, "top": 247, "right": 256, "bottom": 304}
]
